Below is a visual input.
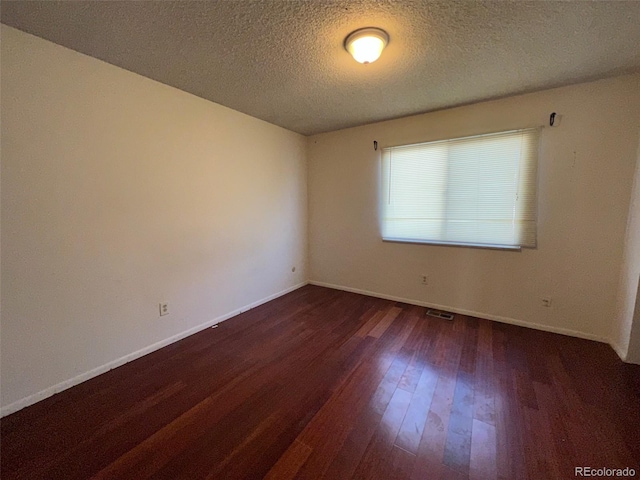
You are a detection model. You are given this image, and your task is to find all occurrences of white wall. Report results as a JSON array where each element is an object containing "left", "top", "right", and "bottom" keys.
[
  {"left": 308, "top": 74, "right": 640, "bottom": 345},
  {"left": 625, "top": 284, "right": 640, "bottom": 364},
  {"left": 0, "top": 26, "right": 307, "bottom": 412},
  {"left": 619, "top": 137, "right": 640, "bottom": 363}
]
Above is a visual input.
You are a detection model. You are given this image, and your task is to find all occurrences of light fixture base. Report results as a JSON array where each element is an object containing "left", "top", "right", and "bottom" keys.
[{"left": 344, "top": 27, "right": 389, "bottom": 64}]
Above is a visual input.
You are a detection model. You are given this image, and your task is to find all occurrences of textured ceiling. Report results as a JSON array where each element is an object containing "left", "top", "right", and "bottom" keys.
[{"left": 2, "top": 1, "right": 640, "bottom": 135}]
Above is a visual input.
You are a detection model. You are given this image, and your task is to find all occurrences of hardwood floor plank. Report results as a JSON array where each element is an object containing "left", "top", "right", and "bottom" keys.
[
  {"left": 355, "top": 308, "right": 387, "bottom": 338},
  {"left": 389, "top": 445, "right": 416, "bottom": 479},
  {"left": 491, "top": 325, "right": 522, "bottom": 480},
  {"left": 469, "top": 419, "right": 497, "bottom": 480},
  {"left": 394, "top": 362, "right": 439, "bottom": 454},
  {"left": 409, "top": 373, "right": 457, "bottom": 480},
  {"left": 458, "top": 316, "right": 479, "bottom": 375},
  {"left": 473, "top": 319, "right": 495, "bottom": 425},
  {"left": 285, "top": 346, "right": 384, "bottom": 478},
  {"left": 320, "top": 408, "right": 382, "bottom": 480},
  {"left": 369, "top": 352, "right": 412, "bottom": 416},
  {"left": 368, "top": 306, "right": 402, "bottom": 338},
  {"left": 443, "top": 370, "right": 474, "bottom": 474},
  {"left": 351, "top": 387, "right": 413, "bottom": 480},
  {"left": 263, "top": 439, "right": 313, "bottom": 480}
]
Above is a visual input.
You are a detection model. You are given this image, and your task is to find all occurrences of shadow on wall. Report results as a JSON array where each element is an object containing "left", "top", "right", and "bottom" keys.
[{"left": 626, "top": 276, "right": 640, "bottom": 364}]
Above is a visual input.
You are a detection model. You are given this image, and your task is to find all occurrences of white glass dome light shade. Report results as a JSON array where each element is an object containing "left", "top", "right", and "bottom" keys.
[{"left": 344, "top": 28, "right": 389, "bottom": 64}]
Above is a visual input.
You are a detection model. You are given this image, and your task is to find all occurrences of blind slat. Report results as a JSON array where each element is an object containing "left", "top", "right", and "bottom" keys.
[{"left": 381, "top": 128, "right": 540, "bottom": 248}]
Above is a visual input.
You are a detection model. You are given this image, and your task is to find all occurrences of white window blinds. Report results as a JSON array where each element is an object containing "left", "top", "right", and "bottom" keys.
[{"left": 381, "top": 128, "right": 540, "bottom": 249}]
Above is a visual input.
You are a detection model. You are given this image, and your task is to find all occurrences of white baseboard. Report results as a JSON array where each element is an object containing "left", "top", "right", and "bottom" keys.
[
  {"left": 309, "top": 280, "right": 612, "bottom": 345},
  {"left": 0, "top": 281, "right": 308, "bottom": 418}
]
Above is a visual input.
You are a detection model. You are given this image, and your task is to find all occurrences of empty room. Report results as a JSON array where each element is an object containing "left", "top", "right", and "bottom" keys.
[{"left": 1, "top": 1, "right": 640, "bottom": 479}]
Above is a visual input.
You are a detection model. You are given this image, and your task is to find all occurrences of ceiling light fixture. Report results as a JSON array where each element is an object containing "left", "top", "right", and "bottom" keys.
[{"left": 344, "top": 27, "right": 389, "bottom": 64}]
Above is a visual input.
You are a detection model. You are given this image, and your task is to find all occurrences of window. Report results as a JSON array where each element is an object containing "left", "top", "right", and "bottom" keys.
[{"left": 381, "top": 128, "right": 540, "bottom": 249}]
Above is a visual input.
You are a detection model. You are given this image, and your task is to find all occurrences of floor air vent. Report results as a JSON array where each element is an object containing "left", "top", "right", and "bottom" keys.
[{"left": 426, "top": 309, "right": 455, "bottom": 321}]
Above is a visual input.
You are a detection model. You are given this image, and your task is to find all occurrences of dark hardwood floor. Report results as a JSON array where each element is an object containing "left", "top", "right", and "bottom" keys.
[{"left": 2, "top": 285, "right": 639, "bottom": 479}]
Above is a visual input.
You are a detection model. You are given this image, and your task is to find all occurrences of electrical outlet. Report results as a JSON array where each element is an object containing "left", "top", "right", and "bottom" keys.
[
  {"left": 159, "top": 302, "right": 169, "bottom": 316},
  {"left": 542, "top": 297, "right": 552, "bottom": 307},
  {"left": 420, "top": 274, "right": 428, "bottom": 285}
]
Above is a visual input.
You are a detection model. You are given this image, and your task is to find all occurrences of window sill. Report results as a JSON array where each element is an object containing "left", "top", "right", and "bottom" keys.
[{"left": 382, "top": 237, "right": 522, "bottom": 251}]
